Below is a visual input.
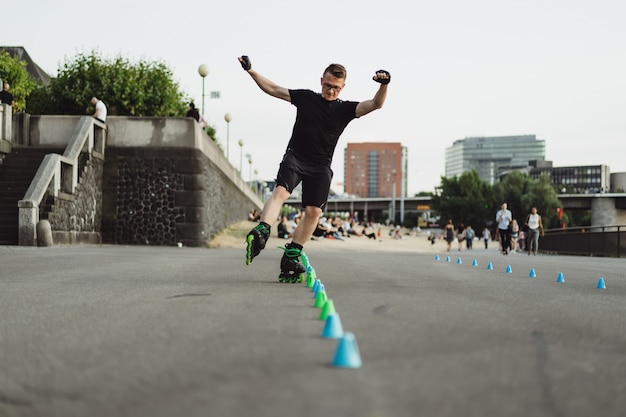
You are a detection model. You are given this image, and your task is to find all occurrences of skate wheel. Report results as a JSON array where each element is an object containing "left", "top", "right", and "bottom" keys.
[
  {"left": 290, "top": 275, "right": 298, "bottom": 283},
  {"left": 278, "top": 275, "right": 286, "bottom": 283},
  {"left": 297, "top": 273, "right": 304, "bottom": 283}
]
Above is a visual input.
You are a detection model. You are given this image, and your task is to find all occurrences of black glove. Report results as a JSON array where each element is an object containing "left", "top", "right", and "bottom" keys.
[
  {"left": 373, "top": 69, "right": 391, "bottom": 85},
  {"left": 239, "top": 55, "right": 252, "bottom": 71}
]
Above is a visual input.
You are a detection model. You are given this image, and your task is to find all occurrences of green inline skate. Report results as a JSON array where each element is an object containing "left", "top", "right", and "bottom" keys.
[
  {"left": 245, "top": 222, "right": 270, "bottom": 265},
  {"left": 278, "top": 243, "right": 306, "bottom": 283}
]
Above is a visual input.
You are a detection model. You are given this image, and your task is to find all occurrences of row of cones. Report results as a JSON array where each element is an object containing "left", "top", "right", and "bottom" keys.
[
  {"left": 303, "top": 253, "right": 362, "bottom": 368},
  {"left": 435, "top": 254, "right": 608, "bottom": 289}
]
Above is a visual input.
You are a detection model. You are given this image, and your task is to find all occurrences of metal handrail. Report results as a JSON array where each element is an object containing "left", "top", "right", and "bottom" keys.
[{"left": 541, "top": 224, "right": 625, "bottom": 258}]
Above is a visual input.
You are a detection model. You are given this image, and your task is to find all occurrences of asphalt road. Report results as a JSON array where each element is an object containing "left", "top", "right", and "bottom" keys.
[{"left": 0, "top": 244, "right": 624, "bottom": 417}]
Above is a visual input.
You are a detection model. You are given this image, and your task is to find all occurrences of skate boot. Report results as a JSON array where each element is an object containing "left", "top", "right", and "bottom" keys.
[
  {"left": 278, "top": 243, "right": 306, "bottom": 283},
  {"left": 245, "top": 222, "right": 270, "bottom": 265}
]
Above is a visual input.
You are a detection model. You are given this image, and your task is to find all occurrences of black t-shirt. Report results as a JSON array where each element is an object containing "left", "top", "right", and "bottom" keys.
[
  {"left": 0, "top": 91, "right": 14, "bottom": 105},
  {"left": 186, "top": 108, "right": 200, "bottom": 122},
  {"left": 287, "top": 89, "right": 358, "bottom": 166}
]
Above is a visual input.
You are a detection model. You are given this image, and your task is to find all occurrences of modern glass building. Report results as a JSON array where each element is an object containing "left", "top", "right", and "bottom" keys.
[
  {"left": 529, "top": 163, "right": 610, "bottom": 194},
  {"left": 445, "top": 135, "right": 545, "bottom": 185}
]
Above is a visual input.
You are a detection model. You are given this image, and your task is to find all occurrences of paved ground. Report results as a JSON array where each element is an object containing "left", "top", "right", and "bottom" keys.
[{"left": 0, "top": 232, "right": 625, "bottom": 417}]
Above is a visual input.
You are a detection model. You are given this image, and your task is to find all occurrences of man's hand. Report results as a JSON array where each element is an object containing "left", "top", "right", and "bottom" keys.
[
  {"left": 239, "top": 56, "right": 252, "bottom": 71},
  {"left": 373, "top": 70, "right": 391, "bottom": 85}
]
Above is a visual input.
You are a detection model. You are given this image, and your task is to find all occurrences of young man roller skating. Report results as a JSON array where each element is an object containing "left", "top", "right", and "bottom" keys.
[{"left": 239, "top": 55, "right": 390, "bottom": 282}]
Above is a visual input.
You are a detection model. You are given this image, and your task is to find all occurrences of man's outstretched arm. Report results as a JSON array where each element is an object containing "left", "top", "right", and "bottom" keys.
[
  {"left": 238, "top": 56, "right": 291, "bottom": 102},
  {"left": 355, "top": 70, "right": 390, "bottom": 117}
]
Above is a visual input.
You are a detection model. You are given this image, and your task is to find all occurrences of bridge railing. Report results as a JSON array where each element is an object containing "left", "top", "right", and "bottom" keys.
[{"left": 541, "top": 225, "right": 625, "bottom": 258}]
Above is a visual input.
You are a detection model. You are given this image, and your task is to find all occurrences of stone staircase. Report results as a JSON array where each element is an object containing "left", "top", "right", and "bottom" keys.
[{"left": 0, "top": 147, "right": 61, "bottom": 245}]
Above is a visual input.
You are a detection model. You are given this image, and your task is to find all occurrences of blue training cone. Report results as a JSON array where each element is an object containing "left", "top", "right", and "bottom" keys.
[
  {"left": 435, "top": 255, "right": 440, "bottom": 261},
  {"left": 322, "top": 313, "right": 344, "bottom": 339},
  {"left": 472, "top": 259, "right": 478, "bottom": 267},
  {"left": 312, "top": 278, "right": 321, "bottom": 293},
  {"left": 332, "top": 332, "right": 362, "bottom": 369},
  {"left": 445, "top": 255, "right": 451, "bottom": 263},
  {"left": 556, "top": 272, "right": 565, "bottom": 283},
  {"left": 529, "top": 268, "right": 536, "bottom": 278},
  {"left": 487, "top": 262, "right": 493, "bottom": 270},
  {"left": 314, "top": 283, "right": 325, "bottom": 299},
  {"left": 597, "top": 277, "right": 606, "bottom": 289},
  {"left": 457, "top": 257, "right": 462, "bottom": 265},
  {"left": 505, "top": 264, "right": 512, "bottom": 273}
]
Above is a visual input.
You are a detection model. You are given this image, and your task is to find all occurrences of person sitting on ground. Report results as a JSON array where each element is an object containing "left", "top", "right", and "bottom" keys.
[{"left": 277, "top": 215, "right": 291, "bottom": 239}]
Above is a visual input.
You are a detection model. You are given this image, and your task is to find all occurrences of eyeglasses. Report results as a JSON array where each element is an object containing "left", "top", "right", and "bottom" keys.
[{"left": 322, "top": 83, "right": 343, "bottom": 92}]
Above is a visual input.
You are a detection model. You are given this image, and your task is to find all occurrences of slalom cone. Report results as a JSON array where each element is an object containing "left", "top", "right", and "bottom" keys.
[
  {"left": 505, "top": 264, "right": 512, "bottom": 273},
  {"left": 319, "top": 299, "right": 336, "bottom": 320},
  {"left": 529, "top": 268, "right": 536, "bottom": 278},
  {"left": 456, "top": 257, "right": 462, "bottom": 265},
  {"left": 332, "top": 332, "right": 362, "bottom": 369},
  {"left": 487, "top": 262, "right": 493, "bottom": 270},
  {"left": 314, "top": 289, "right": 328, "bottom": 308},
  {"left": 312, "top": 278, "right": 321, "bottom": 293},
  {"left": 597, "top": 277, "right": 606, "bottom": 289},
  {"left": 306, "top": 266, "right": 317, "bottom": 288},
  {"left": 435, "top": 255, "right": 440, "bottom": 261},
  {"left": 322, "top": 313, "right": 344, "bottom": 338},
  {"left": 472, "top": 259, "right": 478, "bottom": 267},
  {"left": 556, "top": 272, "right": 565, "bottom": 283},
  {"left": 314, "top": 283, "right": 325, "bottom": 299},
  {"left": 301, "top": 251, "right": 310, "bottom": 269},
  {"left": 445, "top": 255, "right": 451, "bottom": 263}
]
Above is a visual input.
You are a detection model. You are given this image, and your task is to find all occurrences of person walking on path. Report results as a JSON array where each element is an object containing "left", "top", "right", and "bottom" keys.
[
  {"left": 239, "top": 55, "right": 390, "bottom": 281},
  {"left": 496, "top": 203, "right": 512, "bottom": 255},
  {"left": 445, "top": 219, "right": 455, "bottom": 252},
  {"left": 525, "top": 207, "right": 544, "bottom": 256},
  {"left": 482, "top": 227, "right": 490, "bottom": 249}
]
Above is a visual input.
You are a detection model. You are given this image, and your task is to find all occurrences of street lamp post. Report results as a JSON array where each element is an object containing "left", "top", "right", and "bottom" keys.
[
  {"left": 198, "top": 64, "right": 209, "bottom": 117},
  {"left": 224, "top": 113, "right": 232, "bottom": 160},
  {"left": 247, "top": 155, "right": 253, "bottom": 184},
  {"left": 238, "top": 139, "right": 244, "bottom": 173}
]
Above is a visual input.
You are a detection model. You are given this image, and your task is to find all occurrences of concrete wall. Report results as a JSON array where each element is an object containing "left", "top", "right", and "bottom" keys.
[
  {"left": 101, "top": 116, "right": 262, "bottom": 247},
  {"left": 9, "top": 114, "right": 261, "bottom": 246},
  {"left": 591, "top": 196, "right": 626, "bottom": 227}
]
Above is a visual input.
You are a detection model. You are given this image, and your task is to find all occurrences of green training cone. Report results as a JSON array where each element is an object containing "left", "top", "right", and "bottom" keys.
[
  {"left": 314, "top": 289, "right": 328, "bottom": 308},
  {"left": 319, "top": 299, "right": 336, "bottom": 320}
]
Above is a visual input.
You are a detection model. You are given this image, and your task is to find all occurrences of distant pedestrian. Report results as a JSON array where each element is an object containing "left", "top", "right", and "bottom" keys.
[
  {"left": 91, "top": 96, "right": 107, "bottom": 123},
  {"left": 525, "top": 207, "right": 544, "bottom": 256},
  {"left": 456, "top": 222, "right": 465, "bottom": 251},
  {"left": 186, "top": 102, "right": 200, "bottom": 122},
  {"left": 496, "top": 203, "right": 512, "bottom": 255},
  {"left": 0, "top": 82, "right": 14, "bottom": 106},
  {"left": 465, "top": 225, "right": 474, "bottom": 250},
  {"left": 445, "top": 219, "right": 454, "bottom": 252},
  {"left": 482, "top": 227, "right": 490, "bottom": 249}
]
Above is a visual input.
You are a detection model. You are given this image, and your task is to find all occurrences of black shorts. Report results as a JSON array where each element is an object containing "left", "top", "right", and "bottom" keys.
[{"left": 275, "top": 150, "right": 333, "bottom": 209}]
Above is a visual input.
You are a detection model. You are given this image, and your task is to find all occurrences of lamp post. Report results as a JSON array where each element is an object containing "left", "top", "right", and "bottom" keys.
[
  {"left": 198, "top": 64, "right": 209, "bottom": 117},
  {"left": 224, "top": 113, "right": 232, "bottom": 160},
  {"left": 247, "top": 155, "right": 253, "bottom": 183},
  {"left": 238, "top": 139, "right": 244, "bottom": 173}
]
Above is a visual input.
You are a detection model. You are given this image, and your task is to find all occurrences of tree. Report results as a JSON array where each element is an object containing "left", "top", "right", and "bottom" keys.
[
  {"left": 26, "top": 51, "right": 187, "bottom": 117},
  {"left": 493, "top": 172, "right": 561, "bottom": 229},
  {"left": 0, "top": 51, "right": 37, "bottom": 112},
  {"left": 431, "top": 170, "right": 494, "bottom": 229}
]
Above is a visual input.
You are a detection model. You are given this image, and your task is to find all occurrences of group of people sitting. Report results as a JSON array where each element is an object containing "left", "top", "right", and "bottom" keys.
[{"left": 273, "top": 212, "right": 379, "bottom": 241}]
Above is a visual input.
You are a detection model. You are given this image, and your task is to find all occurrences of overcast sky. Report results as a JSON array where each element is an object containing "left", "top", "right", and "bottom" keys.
[{"left": 4, "top": 0, "right": 625, "bottom": 195}]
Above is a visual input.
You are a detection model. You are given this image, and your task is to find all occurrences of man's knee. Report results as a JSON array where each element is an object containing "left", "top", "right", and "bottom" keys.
[{"left": 304, "top": 206, "right": 322, "bottom": 219}]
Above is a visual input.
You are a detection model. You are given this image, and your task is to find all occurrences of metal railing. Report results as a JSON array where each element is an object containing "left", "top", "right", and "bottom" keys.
[
  {"left": 541, "top": 225, "right": 625, "bottom": 258},
  {"left": 17, "top": 117, "right": 106, "bottom": 246}
]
